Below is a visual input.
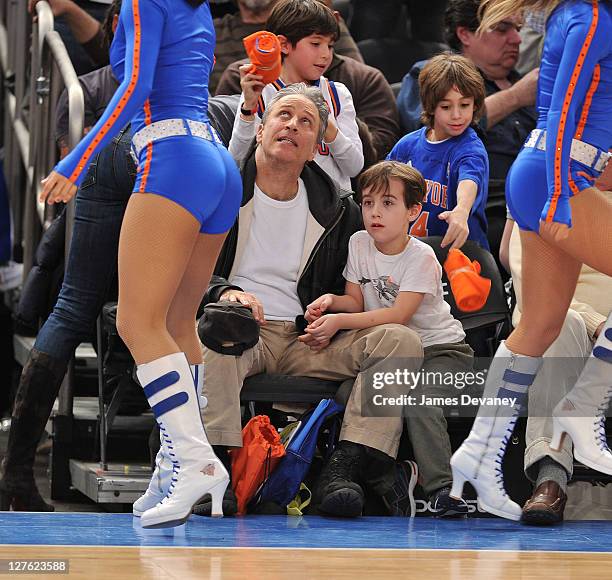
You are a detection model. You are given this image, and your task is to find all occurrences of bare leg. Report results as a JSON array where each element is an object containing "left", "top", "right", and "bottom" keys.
[
  {"left": 451, "top": 188, "right": 611, "bottom": 521},
  {"left": 116, "top": 193, "right": 200, "bottom": 364},
  {"left": 117, "top": 193, "right": 229, "bottom": 528},
  {"left": 506, "top": 230, "right": 582, "bottom": 356},
  {"left": 539, "top": 187, "right": 612, "bottom": 277},
  {"left": 166, "top": 232, "right": 227, "bottom": 365}
]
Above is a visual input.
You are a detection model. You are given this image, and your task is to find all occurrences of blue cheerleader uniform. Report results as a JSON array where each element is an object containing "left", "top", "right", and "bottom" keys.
[
  {"left": 507, "top": 0, "right": 611, "bottom": 231},
  {"left": 55, "top": 0, "right": 241, "bottom": 234}
]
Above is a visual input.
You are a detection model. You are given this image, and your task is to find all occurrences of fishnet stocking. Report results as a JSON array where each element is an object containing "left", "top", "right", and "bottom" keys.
[
  {"left": 116, "top": 193, "right": 225, "bottom": 365},
  {"left": 507, "top": 187, "right": 611, "bottom": 356}
]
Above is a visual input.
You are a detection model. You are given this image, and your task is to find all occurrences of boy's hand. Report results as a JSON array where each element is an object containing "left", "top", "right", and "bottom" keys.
[
  {"left": 297, "top": 333, "right": 331, "bottom": 352},
  {"left": 323, "top": 116, "right": 339, "bottom": 144},
  {"left": 239, "top": 64, "right": 265, "bottom": 115},
  {"left": 305, "top": 294, "right": 334, "bottom": 323},
  {"left": 303, "top": 314, "right": 341, "bottom": 342},
  {"left": 439, "top": 207, "right": 469, "bottom": 249}
]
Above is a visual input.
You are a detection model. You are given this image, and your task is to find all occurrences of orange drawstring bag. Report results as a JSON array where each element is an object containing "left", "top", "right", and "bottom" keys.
[
  {"left": 443, "top": 248, "right": 491, "bottom": 312},
  {"left": 230, "top": 415, "right": 285, "bottom": 515},
  {"left": 242, "top": 31, "right": 282, "bottom": 86}
]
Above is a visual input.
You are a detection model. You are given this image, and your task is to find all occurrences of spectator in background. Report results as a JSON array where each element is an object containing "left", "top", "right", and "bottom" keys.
[
  {"left": 396, "top": 0, "right": 539, "bottom": 270},
  {"left": 398, "top": 0, "right": 538, "bottom": 183},
  {"left": 28, "top": 0, "right": 111, "bottom": 74},
  {"left": 210, "top": 0, "right": 363, "bottom": 94}
]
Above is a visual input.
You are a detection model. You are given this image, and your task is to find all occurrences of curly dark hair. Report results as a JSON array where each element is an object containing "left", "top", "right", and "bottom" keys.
[
  {"left": 101, "top": 0, "right": 122, "bottom": 51},
  {"left": 443, "top": 0, "right": 481, "bottom": 52}
]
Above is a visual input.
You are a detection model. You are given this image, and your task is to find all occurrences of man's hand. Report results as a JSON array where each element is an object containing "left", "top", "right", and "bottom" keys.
[
  {"left": 439, "top": 207, "right": 470, "bottom": 249},
  {"left": 239, "top": 64, "right": 265, "bottom": 116},
  {"left": 305, "top": 294, "right": 334, "bottom": 323},
  {"left": 510, "top": 67, "right": 539, "bottom": 109},
  {"left": 219, "top": 289, "right": 266, "bottom": 325}
]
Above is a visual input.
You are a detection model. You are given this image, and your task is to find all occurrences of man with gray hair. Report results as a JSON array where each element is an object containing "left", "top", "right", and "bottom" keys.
[{"left": 197, "top": 85, "right": 424, "bottom": 517}]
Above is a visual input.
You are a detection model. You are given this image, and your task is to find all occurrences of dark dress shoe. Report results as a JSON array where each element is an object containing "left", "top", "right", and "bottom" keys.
[{"left": 521, "top": 480, "right": 567, "bottom": 525}]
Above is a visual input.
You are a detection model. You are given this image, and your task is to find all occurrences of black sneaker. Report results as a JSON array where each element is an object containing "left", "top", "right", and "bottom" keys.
[
  {"left": 316, "top": 442, "right": 365, "bottom": 517},
  {"left": 429, "top": 486, "right": 468, "bottom": 518},
  {"left": 382, "top": 460, "right": 418, "bottom": 517}
]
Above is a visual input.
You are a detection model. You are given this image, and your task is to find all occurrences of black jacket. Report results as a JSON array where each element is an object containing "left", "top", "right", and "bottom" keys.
[{"left": 203, "top": 151, "right": 363, "bottom": 322}]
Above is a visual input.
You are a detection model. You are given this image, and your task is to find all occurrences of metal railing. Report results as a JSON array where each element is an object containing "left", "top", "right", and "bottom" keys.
[
  {"left": 1, "top": 0, "right": 84, "bottom": 274},
  {"left": 1, "top": 1, "right": 85, "bottom": 421}
]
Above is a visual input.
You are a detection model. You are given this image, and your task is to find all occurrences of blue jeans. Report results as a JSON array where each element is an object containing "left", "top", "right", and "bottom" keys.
[{"left": 35, "top": 127, "right": 136, "bottom": 361}]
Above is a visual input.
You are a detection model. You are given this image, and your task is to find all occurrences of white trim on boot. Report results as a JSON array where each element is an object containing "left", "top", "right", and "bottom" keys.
[
  {"left": 133, "top": 361, "right": 209, "bottom": 517},
  {"left": 551, "top": 314, "right": 612, "bottom": 474},
  {"left": 132, "top": 436, "right": 173, "bottom": 517},
  {"left": 191, "top": 363, "right": 208, "bottom": 410},
  {"left": 135, "top": 352, "right": 228, "bottom": 528},
  {"left": 450, "top": 342, "right": 542, "bottom": 521}
]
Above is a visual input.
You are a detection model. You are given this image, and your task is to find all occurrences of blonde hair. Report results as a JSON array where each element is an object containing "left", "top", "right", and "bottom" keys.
[
  {"left": 419, "top": 52, "right": 486, "bottom": 128},
  {"left": 477, "top": 0, "right": 561, "bottom": 33}
]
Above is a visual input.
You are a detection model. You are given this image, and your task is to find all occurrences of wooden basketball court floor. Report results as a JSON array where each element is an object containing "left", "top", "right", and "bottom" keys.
[{"left": 1, "top": 513, "right": 612, "bottom": 579}]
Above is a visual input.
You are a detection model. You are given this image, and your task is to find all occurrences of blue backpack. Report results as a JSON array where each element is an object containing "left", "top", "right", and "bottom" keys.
[{"left": 260, "top": 398, "right": 344, "bottom": 508}]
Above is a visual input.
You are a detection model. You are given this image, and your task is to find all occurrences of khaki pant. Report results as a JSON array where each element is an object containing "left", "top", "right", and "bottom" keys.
[{"left": 202, "top": 321, "right": 423, "bottom": 458}]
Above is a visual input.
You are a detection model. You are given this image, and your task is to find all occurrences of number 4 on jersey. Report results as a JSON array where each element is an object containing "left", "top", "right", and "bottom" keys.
[{"left": 409, "top": 211, "right": 429, "bottom": 237}]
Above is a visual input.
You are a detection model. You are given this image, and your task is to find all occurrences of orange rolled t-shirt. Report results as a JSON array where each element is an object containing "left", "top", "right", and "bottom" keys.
[
  {"left": 243, "top": 30, "right": 282, "bottom": 86},
  {"left": 443, "top": 248, "right": 491, "bottom": 313}
]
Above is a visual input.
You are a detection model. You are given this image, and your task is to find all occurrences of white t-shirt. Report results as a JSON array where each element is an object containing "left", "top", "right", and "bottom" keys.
[
  {"left": 231, "top": 180, "right": 308, "bottom": 321},
  {"left": 343, "top": 231, "right": 465, "bottom": 347}
]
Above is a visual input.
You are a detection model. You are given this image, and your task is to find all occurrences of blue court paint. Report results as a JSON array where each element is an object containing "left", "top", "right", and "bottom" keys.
[{"left": 2, "top": 513, "right": 612, "bottom": 552}]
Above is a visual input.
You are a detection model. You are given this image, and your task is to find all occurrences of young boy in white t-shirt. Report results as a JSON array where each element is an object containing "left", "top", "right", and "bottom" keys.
[{"left": 304, "top": 160, "right": 473, "bottom": 517}]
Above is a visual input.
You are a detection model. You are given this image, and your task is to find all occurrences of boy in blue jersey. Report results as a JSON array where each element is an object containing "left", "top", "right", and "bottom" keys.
[
  {"left": 305, "top": 161, "right": 472, "bottom": 517},
  {"left": 388, "top": 53, "right": 490, "bottom": 250}
]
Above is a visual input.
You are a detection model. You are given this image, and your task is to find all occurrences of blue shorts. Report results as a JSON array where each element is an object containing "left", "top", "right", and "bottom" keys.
[
  {"left": 133, "top": 133, "right": 242, "bottom": 234},
  {"left": 507, "top": 147, "right": 597, "bottom": 232}
]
